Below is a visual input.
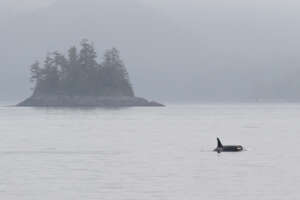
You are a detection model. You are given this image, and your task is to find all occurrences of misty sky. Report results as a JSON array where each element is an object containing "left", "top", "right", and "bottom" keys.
[
  {"left": 0, "top": 0, "right": 54, "bottom": 13},
  {"left": 1, "top": 0, "right": 300, "bottom": 102},
  {"left": 1, "top": 0, "right": 298, "bottom": 14}
]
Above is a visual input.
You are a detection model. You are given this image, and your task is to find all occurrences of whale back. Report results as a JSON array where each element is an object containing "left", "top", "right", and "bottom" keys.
[{"left": 222, "top": 145, "right": 243, "bottom": 151}]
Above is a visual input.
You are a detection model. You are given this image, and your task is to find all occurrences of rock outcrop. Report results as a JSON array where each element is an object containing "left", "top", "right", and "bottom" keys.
[{"left": 18, "top": 95, "right": 164, "bottom": 107}]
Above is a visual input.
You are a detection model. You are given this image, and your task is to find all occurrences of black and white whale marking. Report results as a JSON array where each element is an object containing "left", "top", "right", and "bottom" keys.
[{"left": 214, "top": 138, "right": 243, "bottom": 153}]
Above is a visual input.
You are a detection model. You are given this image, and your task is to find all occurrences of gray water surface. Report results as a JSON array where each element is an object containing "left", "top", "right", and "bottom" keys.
[{"left": 0, "top": 104, "right": 299, "bottom": 199}]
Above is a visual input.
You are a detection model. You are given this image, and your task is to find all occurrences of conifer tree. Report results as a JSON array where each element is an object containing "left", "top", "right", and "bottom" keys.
[{"left": 29, "top": 40, "right": 135, "bottom": 97}]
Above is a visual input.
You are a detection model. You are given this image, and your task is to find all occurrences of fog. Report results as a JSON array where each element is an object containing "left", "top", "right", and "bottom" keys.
[{"left": 1, "top": 0, "right": 300, "bottom": 102}]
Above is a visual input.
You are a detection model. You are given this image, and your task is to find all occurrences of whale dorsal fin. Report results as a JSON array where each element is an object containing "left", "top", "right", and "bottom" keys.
[{"left": 217, "top": 138, "right": 223, "bottom": 148}]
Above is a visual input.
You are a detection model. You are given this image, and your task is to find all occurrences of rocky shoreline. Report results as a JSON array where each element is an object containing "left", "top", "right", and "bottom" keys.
[{"left": 17, "top": 95, "right": 164, "bottom": 107}]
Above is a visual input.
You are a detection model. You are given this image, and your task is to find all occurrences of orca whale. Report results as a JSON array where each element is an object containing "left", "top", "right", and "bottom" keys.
[{"left": 214, "top": 138, "right": 243, "bottom": 153}]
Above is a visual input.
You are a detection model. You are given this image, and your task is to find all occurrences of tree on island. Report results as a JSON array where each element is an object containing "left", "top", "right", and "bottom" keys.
[{"left": 30, "top": 40, "right": 134, "bottom": 97}]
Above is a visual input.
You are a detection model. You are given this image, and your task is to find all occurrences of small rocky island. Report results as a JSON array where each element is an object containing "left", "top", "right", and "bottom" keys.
[{"left": 18, "top": 40, "right": 163, "bottom": 107}]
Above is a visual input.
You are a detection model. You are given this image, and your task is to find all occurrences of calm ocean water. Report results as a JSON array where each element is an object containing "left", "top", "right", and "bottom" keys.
[{"left": 0, "top": 103, "right": 300, "bottom": 199}]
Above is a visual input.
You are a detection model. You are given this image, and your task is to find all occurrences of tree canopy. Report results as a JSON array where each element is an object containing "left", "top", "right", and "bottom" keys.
[{"left": 30, "top": 40, "right": 134, "bottom": 97}]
